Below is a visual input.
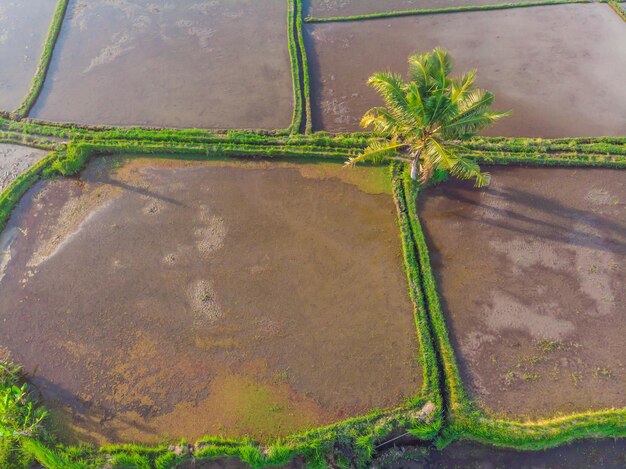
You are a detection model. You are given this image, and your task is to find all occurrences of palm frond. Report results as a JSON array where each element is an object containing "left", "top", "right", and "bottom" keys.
[{"left": 345, "top": 139, "right": 405, "bottom": 166}]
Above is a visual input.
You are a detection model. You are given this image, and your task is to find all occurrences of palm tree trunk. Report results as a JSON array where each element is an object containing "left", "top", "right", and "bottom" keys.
[{"left": 410, "top": 148, "right": 423, "bottom": 180}]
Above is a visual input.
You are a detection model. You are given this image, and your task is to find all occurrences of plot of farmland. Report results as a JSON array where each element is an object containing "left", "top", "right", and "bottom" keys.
[
  {"left": 30, "top": 0, "right": 293, "bottom": 129},
  {"left": 305, "top": 4, "right": 626, "bottom": 136},
  {"left": 0, "top": 0, "right": 57, "bottom": 110},
  {"left": 0, "top": 157, "right": 421, "bottom": 444},
  {"left": 305, "top": 0, "right": 532, "bottom": 18},
  {"left": 418, "top": 167, "right": 626, "bottom": 419}
]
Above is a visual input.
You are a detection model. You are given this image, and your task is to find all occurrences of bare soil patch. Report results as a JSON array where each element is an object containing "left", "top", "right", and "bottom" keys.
[
  {"left": 0, "top": 158, "right": 420, "bottom": 444},
  {"left": 30, "top": 0, "right": 293, "bottom": 129},
  {"left": 418, "top": 167, "right": 625, "bottom": 419},
  {"left": 305, "top": 4, "right": 626, "bottom": 136}
]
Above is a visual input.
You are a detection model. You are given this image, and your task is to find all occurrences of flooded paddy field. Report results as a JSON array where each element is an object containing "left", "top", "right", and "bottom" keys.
[
  {"left": 305, "top": 4, "right": 626, "bottom": 136},
  {"left": 418, "top": 167, "right": 625, "bottom": 419},
  {"left": 304, "top": 0, "right": 531, "bottom": 18},
  {"left": 374, "top": 439, "right": 626, "bottom": 468},
  {"left": 0, "top": 143, "right": 48, "bottom": 191},
  {"left": 30, "top": 0, "right": 293, "bottom": 129},
  {"left": 0, "top": 157, "right": 421, "bottom": 444},
  {"left": 0, "top": 0, "right": 57, "bottom": 110}
]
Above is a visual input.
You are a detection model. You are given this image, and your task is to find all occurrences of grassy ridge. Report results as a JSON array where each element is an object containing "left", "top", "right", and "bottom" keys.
[
  {"left": 608, "top": 0, "right": 626, "bottom": 20},
  {"left": 13, "top": 0, "right": 69, "bottom": 117},
  {"left": 286, "top": 0, "right": 303, "bottom": 134},
  {"left": 403, "top": 176, "right": 626, "bottom": 450},
  {"left": 304, "top": 0, "right": 591, "bottom": 23},
  {"left": 295, "top": 0, "right": 313, "bottom": 133}
]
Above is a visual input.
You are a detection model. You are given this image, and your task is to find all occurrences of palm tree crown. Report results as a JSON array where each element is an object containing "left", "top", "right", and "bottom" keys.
[{"left": 347, "top": 48, "right": 508, "bottom": 186}]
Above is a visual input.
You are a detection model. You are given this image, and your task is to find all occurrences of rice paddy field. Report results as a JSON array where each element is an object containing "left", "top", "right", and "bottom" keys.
[{"left": 0, "top": 0, "right": 624, "bottom": 467}]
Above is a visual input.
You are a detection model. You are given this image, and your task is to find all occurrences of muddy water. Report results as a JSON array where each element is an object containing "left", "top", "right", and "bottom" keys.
[
  {"left": 374, "top": 439, "right": 626, "bottom": 468},
  {"left": 30, "top": 0, "right": 292, "bottom": 129},
  {"left": 0, "top": 158, "right": 420, "bottom": 444},
  {"left": 305, "top": 4, "right": 626, "bottom": 137},
  {"left": 0, "top": 143, "right": 48, "bottom": 191},
  {"left": 305, "top": 0, "right": 531, "bottom": 18},
  {"left": 418, "top": 167, "right": 625, "bottom": 419},
  {"left": 0, "top": 0, "right": 57, "bottom": 110}
]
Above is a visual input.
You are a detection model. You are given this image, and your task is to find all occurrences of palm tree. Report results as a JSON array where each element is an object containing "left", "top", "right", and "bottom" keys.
[{"left": 347, "top": 48, "right": 508, "bottom": 186}]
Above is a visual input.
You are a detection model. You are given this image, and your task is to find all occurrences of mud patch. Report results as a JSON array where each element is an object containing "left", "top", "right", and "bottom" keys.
[
  {"left": 0, "top": 157, "right": 420, "bottom": 444},
  {"left": 418, "top": 167, "right": 625, "bottom": 418}
]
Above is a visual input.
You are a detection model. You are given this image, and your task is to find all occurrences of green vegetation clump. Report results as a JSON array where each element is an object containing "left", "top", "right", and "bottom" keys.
[
  {"left": 13, "top": 0, "right": 70, "bottom": 117},
  {"left": 348, "top": 49, "right": 507, "bottom": 186},
  {"left": 304, "top": 0, "right": 592, "bottom": 23}
]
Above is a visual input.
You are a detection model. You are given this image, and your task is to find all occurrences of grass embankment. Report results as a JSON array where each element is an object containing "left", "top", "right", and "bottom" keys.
[
  {"left": 402, "top": 175, "right": 626, "bottom": 451},
  {"left": 608, "top": 0, "right": 626, "bottom": 21},
  {"left": 295, "top": 0, "right": 312, "bottom": 134},
  {"left": 13, "top": 0, "right": 69, "bottom": 117},
  {"left": 287, "top": 0, "right": 303, "bottom": 134},
  {"left": 0, "top": 148, "right": 441, "bottom": 468},
  {"left": 304, "top": 0, "right": 591, "bottom": 22}
]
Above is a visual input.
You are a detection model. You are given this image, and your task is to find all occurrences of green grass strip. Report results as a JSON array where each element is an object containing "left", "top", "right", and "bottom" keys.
[
  {"left": 295, "top": 0, "right": 312, "bottom": 133},
  {"left": 404, "top": 176, "right": 626, "bottom": 451},
  {"left": 286, "top": 0, "right": 303, "bottom": 134},
  {"left": 13, "top": 0, "right": 70, "bottom": 117},
  {"left": 391, "top": 162, "right": 442, "bottom": 420},
  {"left": 305, "top": 0, "right": 591, "bottom": 23}
]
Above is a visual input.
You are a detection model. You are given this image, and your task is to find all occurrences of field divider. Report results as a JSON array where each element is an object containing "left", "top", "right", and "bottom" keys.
[
  {"left": 607, "top": 0, "right": 626, "bottom": 21},
  {"left": 305, "top": 0, "right": 592, "bottom": 23},
  {"left": 13, "top": 0, "right": 70, "bottom": 117},
  {"left": 295, "top": 0, "right": 312, "bottom": 133},
  {"left": 287, "top": 0, "right": 304, "bottom": 133}
]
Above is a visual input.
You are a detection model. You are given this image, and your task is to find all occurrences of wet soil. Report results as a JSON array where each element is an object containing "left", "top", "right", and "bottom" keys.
[
  {"left": 305, "top": 0, "right": 531, "bottom": 18},
  {"left": 0, "top": 143, "right": 48, "bottom": 191},
  {"left": 0, "top": 157, "right": 421, "bottom": 444},
  {"left": 418, "top": 167, "right": 625, "bottom": 419},
  {"left": 30, "top": 0, "right": 293, "bottom": 129},
  {"left": 305, "top": 4, "right": 626, "bottom": 136},
  {"left": 0, "top": 0, "right": 57, "bottom": 110},
  {"left": 373, "top": 439, "right": 626, "bottom": 468}
]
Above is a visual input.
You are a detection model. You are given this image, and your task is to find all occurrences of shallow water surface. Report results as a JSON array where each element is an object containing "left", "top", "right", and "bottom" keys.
[
  {"left": 305, "top": 4, "right": 626, "bottom": 136},
  {"left": 418, "top": 167, "right": 626, "bottom": 418},
  {"left": 374, "top": 439, "right": 626, "bottom": 468},
  {"left": 0, "top": 0, "right": 56, "bottom": 110},
  {"left": 31, "top": 0, "right": 293, "bottom": 129},
  {"left": 0, "top": 158, "right": 421, "bottom": 444},
  {"left": 305, "top": 0, "right": 531, "bottom": 18}
]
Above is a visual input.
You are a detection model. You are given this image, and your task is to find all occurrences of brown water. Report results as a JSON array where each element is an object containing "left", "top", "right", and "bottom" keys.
[
  {"left": 305, "top": 0, "right": 532, "bottom": 18},
  {"left": 418, "top": 167, "right": 626, "bottom": 419},
  {"left": 0, "top": 157, "right": 421, "bottom": 444},
  {"left": 374, "top": 439, "right": 626, "bottom": 468},
  {"left": 30, "top": 0, "right": 293, "bottom": 129},
  {"left": 305, "top": 4, "right": 626, "bottom": 137},
  {"left": 0, "top": 0, "right": 57, "bottom": 110}
]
